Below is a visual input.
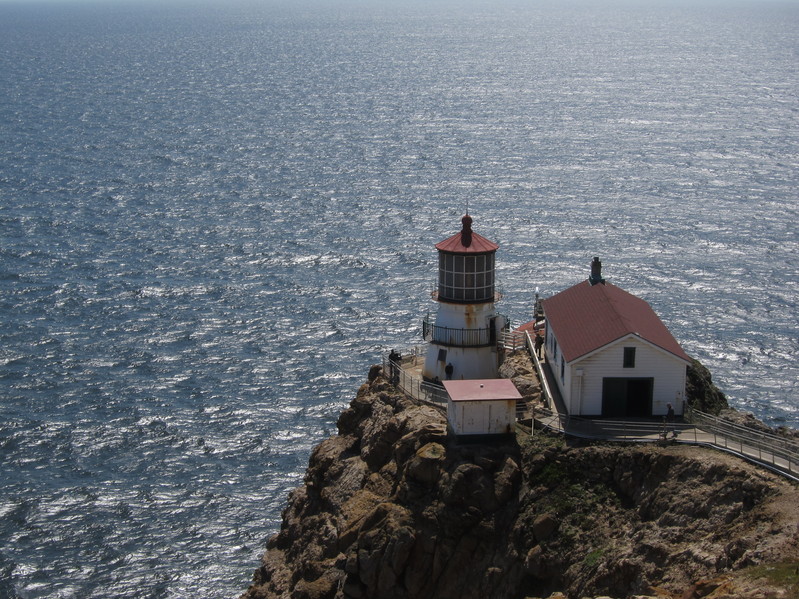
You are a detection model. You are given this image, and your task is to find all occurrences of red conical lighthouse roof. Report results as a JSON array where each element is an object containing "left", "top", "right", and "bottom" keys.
[{"left": 435, "top": 215, "right": 499, "bottom": 254}]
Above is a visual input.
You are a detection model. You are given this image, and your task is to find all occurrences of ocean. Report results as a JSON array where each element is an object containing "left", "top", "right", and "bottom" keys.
[{"left": 0, "top": 0, "right": 796, "bottom": 597}]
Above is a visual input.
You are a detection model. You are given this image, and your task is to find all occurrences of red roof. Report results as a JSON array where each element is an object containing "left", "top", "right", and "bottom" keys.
[
  {"left": 443, "top": 379, "right": 521, "bottom": 402},
  {"left": 541, "top": 280, "right": 690, "bottom": 364},
  {"left": 435, "top": 215, "right": 499, "bottom": 254},
  {"left": 515, "top": 320, "right": 544, "bottom": 335}
]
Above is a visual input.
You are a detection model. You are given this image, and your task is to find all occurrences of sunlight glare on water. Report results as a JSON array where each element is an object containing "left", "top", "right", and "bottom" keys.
[{"left": 0, "top": 1, "right": 796, "bottom": 597}]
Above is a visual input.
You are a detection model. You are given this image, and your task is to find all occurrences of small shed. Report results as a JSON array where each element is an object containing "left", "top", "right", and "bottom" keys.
[{"left": 443, "top": 379, "right": 520, "bottom": 437}]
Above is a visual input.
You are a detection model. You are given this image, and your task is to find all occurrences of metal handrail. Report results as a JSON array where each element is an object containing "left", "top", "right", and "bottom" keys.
[
  {"left": 687, "top": 408, "right": 799, "bottom": 450},
  {"left": 526, "top": 331, "right": 553, "bottom": 411},
  {"left": 382, "top": 341, "right": 798, "bottom": 480},
  {"left": 540, "top": 412, "right": 798, "bottom": 479},
  {"left": 686, "top": 408, "right": 799, "bottom": 477},
  {"left": 422, "top": 313, "right": 509, "bottom": 348},
  {"left": 382, "top": 351, "right": 448, "bottom": 408},
  {"left": 531, "top": 402, "right": 798, "bottom": 480},
  {"left": 518, "top": 332, "right": 798, "bottom": 480},
  {"left": 499, "top": 330, "right": 527, "bottom": 351}
]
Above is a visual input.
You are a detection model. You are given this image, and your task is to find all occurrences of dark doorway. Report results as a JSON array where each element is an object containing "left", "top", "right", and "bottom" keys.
[{"left": 602, "top": 377, "right": 653, "bottom": 417}]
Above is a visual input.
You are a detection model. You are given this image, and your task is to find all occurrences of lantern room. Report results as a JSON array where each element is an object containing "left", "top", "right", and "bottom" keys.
[
  {"left": 435, "top": 214, "right": 497, "bottom": 304},
  {"left": 422, "top": 215, "right": 508, "bottom": 382}
]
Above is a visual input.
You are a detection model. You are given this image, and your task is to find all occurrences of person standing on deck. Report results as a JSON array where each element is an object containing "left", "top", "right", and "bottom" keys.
[{"left": 666, "top": 403, "right": 676, "bottom": 438}]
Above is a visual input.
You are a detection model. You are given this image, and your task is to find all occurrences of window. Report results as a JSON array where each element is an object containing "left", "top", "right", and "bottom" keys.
[
  {"left": 437, "top": 252, "right": 495, "bottom": 302},
  {"left": 623, "top": 347, "right": 636, "bottom": 368},
  {"left": 437, "top": 349, "right": 447, "bottom": 362}
]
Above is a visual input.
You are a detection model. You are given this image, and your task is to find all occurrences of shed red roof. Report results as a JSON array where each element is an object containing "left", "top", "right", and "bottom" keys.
[
  {"left": 435, "top": 215, "right": 499, "bottom": 254},
  {"left": 443, "top": 379, "right": 521, "bottom": 402},
  {"left": 541, "top": 280, "right": 690, "bottom": 364}
]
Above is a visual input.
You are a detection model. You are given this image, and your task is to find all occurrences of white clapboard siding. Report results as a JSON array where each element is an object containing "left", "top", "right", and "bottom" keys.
[
  {"left": 449, "top": 400, "right": 516, "bottom": 435},
  {"left": 548, "top": 332, "right": 688, "bottom": 417}
]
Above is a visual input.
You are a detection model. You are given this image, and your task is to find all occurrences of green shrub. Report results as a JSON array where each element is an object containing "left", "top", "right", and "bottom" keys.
[
  {"left": 584, "top": 548, "right": 604, "bottom": 569},
  {"left": 745, "top": 562, "right": 799, "bottom": 595}
]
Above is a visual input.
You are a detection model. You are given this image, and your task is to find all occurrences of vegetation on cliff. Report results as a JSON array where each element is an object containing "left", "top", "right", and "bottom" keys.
[
  {"left": 685, "top": 359, "right": 729, "bottom": 415},
  {"left": 241, "top": 358, "right": 798, "bottom": 599}
]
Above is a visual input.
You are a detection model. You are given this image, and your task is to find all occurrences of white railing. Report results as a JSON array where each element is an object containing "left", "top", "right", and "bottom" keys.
[
  {"left": 498, "top": 330, "right": 527, "bottom": 352},
  {"left": 525, "top": 330, "right": 553, "bottom": 411}
]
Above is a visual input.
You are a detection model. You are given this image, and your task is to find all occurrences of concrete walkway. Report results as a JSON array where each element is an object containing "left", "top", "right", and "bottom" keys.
[
  {"left": 530, "top": 362, "right": 798, "bottom": 481},
  {"left": 523, "top": 341, "right": 799, "bottom": 481},
  {"left": 389, "top": 346, "right": 799, "bottom": 482},
  {"left": 533, "top": 411, "right": 798, "bottom": 481}
]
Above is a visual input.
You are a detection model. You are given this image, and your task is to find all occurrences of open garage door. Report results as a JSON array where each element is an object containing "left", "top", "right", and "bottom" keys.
[{"left": 602, "top": 377, "right": 653, "bottom": 418}]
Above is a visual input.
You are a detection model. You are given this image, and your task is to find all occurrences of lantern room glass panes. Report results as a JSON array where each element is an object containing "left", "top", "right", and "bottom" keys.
[{"left": 438, "top": 253, "right": 494, "bottom": 302}]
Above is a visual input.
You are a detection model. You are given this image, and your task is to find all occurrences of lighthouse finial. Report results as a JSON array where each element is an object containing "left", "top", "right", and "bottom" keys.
[{"left": 461, "top": 214, "right": 473, "bottom": 247}]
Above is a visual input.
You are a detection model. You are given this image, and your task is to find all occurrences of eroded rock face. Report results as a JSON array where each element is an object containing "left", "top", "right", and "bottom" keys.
[
  {"left": 241, "top": 365, "right": 799, "bottom": 599},
  {"left": 686, "top": 359, "right": 729, "bottom": 415}
]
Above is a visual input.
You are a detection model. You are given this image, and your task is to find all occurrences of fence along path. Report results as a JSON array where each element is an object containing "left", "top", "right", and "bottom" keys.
[
  {"left": 384, "top": 349, "right": 448, "bottom": 408},
  {"left": 382, "top": 341, "right": 798, "bottom": 482},
  {"left": 522, "top": 330, "right": 799, "bottom": 482}
]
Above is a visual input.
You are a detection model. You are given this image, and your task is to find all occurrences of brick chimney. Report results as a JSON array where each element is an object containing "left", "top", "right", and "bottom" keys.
[{"left": 589, "top": 256, "right": 605, "bottom": 286}]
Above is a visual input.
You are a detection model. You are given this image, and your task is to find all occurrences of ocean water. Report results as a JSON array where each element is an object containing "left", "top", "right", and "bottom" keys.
[{"left": 0, "top": 0, "right": 796, "bottom": 597}]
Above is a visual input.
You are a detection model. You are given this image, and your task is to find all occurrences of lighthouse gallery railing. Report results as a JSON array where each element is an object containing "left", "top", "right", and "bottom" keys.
[{"left": 422, "top": 313, "right": 509, "bottom": 348}]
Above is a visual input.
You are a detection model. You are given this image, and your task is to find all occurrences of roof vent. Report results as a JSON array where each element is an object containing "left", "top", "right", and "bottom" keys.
[
  {"left": 589, "top": 256, "right": 605, "bottom": 286},
  {"left": 460, "top": 214, "right": 473, "bottom": 248}
]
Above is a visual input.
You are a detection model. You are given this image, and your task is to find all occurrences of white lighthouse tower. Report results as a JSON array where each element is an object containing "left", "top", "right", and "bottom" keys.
[{"left": 422, "top": 215, "right": 508, "bottom": 382}]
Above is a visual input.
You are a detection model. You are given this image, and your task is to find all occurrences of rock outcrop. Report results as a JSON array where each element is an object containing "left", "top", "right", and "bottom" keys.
[
  {"left": 241, "top": 362, "right": 799, "bottom": 599},
  {"left": 686, "top": 358, "right": 799, "bottom": 442},
  {"left": 686, "top": 359, "right": 729, "bottom": 415}
]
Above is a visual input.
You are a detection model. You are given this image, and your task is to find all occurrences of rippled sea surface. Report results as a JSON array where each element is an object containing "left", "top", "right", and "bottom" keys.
[{"left": 0, "top": 1, "right": 796, "bottom": 597}]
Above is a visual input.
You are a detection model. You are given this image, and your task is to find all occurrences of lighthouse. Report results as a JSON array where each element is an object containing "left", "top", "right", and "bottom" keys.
[{"left": 422, "top": 215, "right": 508, "bottom": 382}]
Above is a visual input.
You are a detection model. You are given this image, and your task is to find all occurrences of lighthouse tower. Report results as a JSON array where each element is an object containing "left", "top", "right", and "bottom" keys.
[{"left": 422, "top": 215, "right": 508, "bottom": 382}]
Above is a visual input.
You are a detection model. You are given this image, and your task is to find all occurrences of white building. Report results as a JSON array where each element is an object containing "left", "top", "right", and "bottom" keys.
[
  {"left": 540, "top": 258, "right": 691, "bottom": 418},
  {"left": 443, "top": 379, "right": 519, "bottom": 436},
  {"left": 422, "top": 215, "right": 508, "bottom": 382}
]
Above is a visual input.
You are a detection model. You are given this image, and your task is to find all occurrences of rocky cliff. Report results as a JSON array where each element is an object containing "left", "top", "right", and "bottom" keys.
[{"left": 241, "top": 359, "right": 799, "bottom": 599}]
